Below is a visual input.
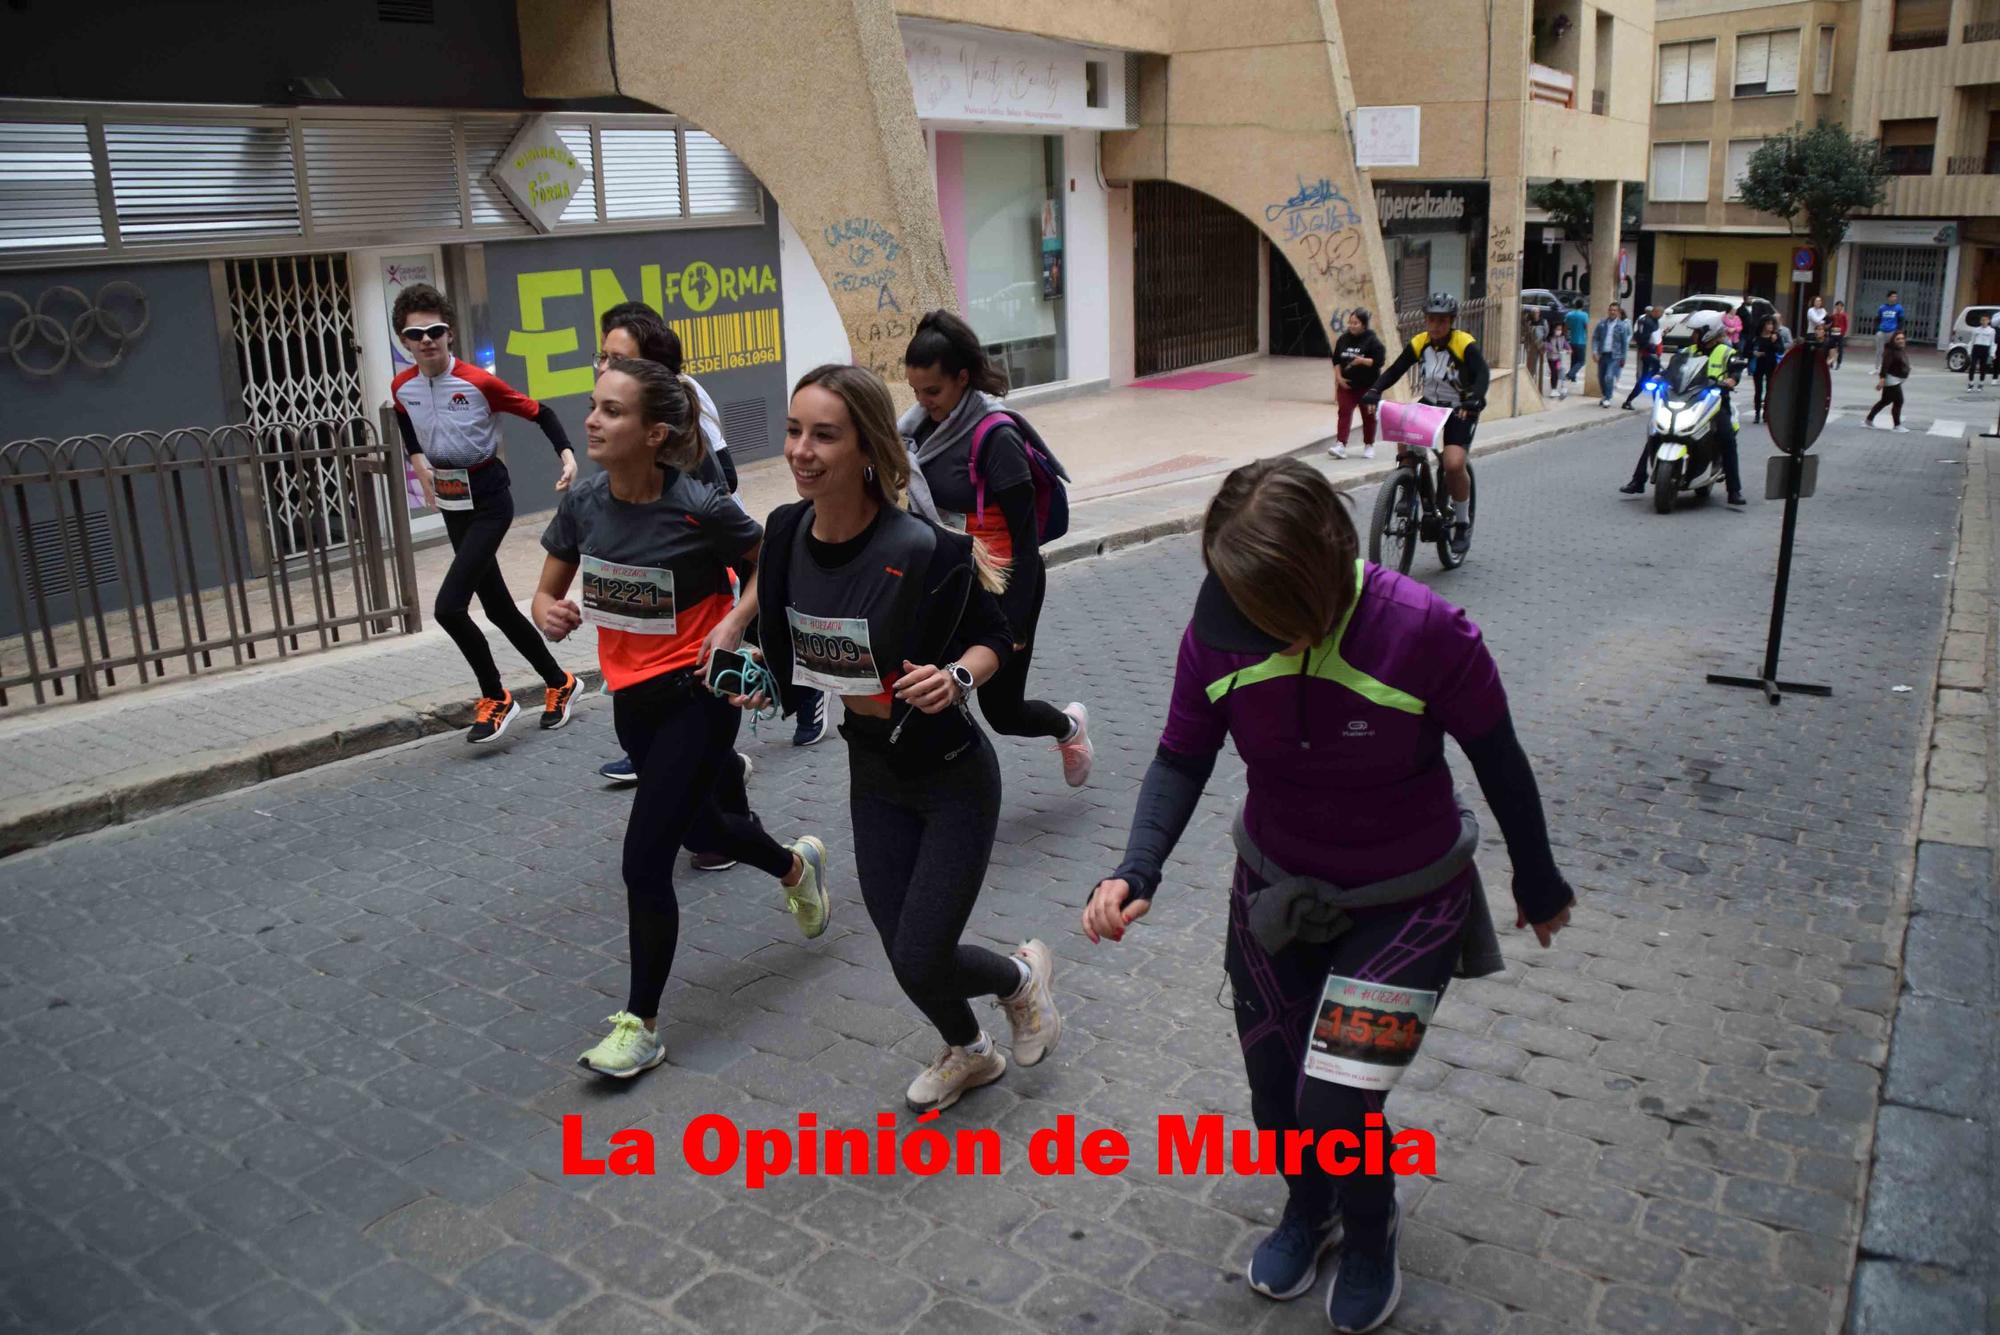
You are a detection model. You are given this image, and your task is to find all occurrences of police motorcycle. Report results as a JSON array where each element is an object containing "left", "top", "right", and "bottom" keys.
[{"left": 1636, "top": 322, "right": 1744, "bottom": 515}]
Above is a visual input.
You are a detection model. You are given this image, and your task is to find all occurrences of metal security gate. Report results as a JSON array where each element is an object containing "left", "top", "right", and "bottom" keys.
[
  {"left": 1134, "top": 181, "right": 1260, "bottom": 377},
  {"left": 1855, "top": 245, "right": 1947, "bottom": 340},
  {"left": 226, "top": 254, "right": 368, "bottom": 557}
]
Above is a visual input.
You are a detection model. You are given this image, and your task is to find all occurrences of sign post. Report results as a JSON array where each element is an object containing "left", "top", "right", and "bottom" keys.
[{"left": 1707, "top": 344, "right": 1834, "bottom": 704}]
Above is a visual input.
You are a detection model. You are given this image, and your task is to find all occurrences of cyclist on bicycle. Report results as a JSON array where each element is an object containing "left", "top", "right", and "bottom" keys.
[
  {"left": 1618, "top": 310, "right": 1745, "bottom": 506},
  {"left": 1364, "top": 293, "right": 1488, "bottom": 554}
]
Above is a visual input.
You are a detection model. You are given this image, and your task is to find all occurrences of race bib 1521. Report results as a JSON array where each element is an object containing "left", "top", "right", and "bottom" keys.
[
  {"left": 786, "top": 608, "right": 881, "bottom": 696},
  {"left": 581, "top": 556, "right": 676, "bottom": 634},
  {"left": 1302, "top": 976, "right": 1438, "bottom": 1092}
]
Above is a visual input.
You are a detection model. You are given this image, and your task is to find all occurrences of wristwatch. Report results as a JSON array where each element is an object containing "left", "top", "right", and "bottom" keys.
[{"left": 944, "top": 661, "right": 975, "bottom": 701}]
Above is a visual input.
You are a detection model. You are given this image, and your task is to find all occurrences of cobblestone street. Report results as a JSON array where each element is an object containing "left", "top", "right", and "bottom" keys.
[{"left": 0, "top": 417, "right": 1969, "bottom": 1333}]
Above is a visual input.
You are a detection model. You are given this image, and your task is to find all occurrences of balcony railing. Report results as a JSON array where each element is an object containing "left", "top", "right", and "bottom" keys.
[
  {"left": 1530, "top": 63, "right": 1577, "bottom": 108},
  {"left": 1948, "top": 150, "right": 2000, "bottom": 174},
  {"left": 1883, "top": 145, "right": 1938, "bottom": 175},
  {"left": 1889, "top": 27, "right": 1950, "bottom": 50},
  {"left": 1965, "top": 20, "right": 2000, "bottom": 41}
]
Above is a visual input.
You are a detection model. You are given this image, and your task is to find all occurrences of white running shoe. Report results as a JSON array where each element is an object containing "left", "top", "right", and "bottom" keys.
[
  {"left": 1362, "top": 445, "right": 1375, "bottom": 460},
  {"left": 906, "top": 1039, "right": 1006, "bottom": 1113},
  {"left": 1328, "top": 443, "right": 1348, "bottom": 460},
  {"left": 999, "top": 940, "right": 1062, "bottom": 1066},
  {"left": 1055, "top": 703, "right": 1093, "bottom": 787},
  {"left": 578, "top": 1012, "right": 665, "bottom": 1078},
  {"left": 1893, "top": 425, "right": 1911, "bottom": 433}
]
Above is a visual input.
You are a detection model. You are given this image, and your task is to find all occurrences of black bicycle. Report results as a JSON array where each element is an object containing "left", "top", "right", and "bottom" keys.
[{"left": 1367, "top": 441, "right": 1476, "bottom": 573}]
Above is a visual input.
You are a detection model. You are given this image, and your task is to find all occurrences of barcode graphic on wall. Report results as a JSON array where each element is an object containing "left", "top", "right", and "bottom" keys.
[{"left": 671, "top": 308, "right": 784, "bottom": 377}]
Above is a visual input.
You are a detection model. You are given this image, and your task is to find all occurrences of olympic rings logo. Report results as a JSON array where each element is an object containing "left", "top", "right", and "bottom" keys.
[{"left": 3, "top": 281, "right": 151, "bottom": 378}]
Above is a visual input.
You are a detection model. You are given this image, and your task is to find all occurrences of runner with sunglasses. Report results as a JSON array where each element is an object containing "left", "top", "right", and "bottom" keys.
[
  {"left": 533, "top": 356, "right": 829, "bottom": 1078},
  {"left": 391, "top": 284, "right": 581, "bottom": 743}
]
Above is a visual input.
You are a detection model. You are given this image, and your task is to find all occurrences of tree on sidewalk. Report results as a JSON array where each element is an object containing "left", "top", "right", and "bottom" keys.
[
  {"left": 1736, "top": 123, "right": 1889, "bottom": 290},
  {"left": 1526, "top": 180, "right": 1644, "bottom": 253}
]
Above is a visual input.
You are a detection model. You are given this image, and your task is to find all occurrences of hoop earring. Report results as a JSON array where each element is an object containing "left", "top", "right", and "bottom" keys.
[{"left": 864, "top": 465, "right": 876, "bottom": 483}]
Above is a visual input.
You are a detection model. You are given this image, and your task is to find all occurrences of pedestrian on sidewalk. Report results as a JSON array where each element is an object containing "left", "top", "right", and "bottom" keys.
[
  {"left": 391, "top": 283, "right": 580, "bottom": 745},
  {"left": 1970, "top": 312, "right": 1995, "bottom": 390},
  {"left": 1563, "top": 298, "right": 1590, "bottom": 392},
  {"left": 1804, "top": 295, "right": 1829, "bottom": 348},
  {"left": 1621, "top": 305, "right": 1664, "bottom": 410},
  {"left": 588, "top": 305, "right": 763, "bottom": 872},
  {"left": 1721, "top": 306, "right": 1744, "bottom": 351},
  {"left": 1329, "top": 309, "right": 1385, "bottom": 460},
  {"left": 1830, "top": 302, "right": 1850, "bottom": 368},
  {"left": 732, "top": 364, "right": 1062, "bottom": 1113},
  {"left": 532, "top": 357, "right": 830, "bottom": 1079},
  {"left": 1866, "top": 331, "right": 1912, "bottom": 432},
  {"left": 900, "top": 311, "right": 1094, "bottom": 788},
  {"left": 1544, "top": 305, "right": 1567, "bottom": 397},
  {"left": 1748, "top": 315, "right": 1785, "bottom": 424},
  {"left": 1593, "top": 302, "right": 1630, "bottom": 407},
  {"left": 1082, "top": 457, "right": 1574, "bottom": 1333}
]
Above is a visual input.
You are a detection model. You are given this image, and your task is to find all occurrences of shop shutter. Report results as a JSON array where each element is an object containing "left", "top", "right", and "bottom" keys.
[
  {"left": 1767, "top": 31, "right": 1800, "bottom": 93},
  {"left": 1657, "top": 44, "right": 1689, "bottom": 103},
  {"left": 302, "top": 119, "right": 460, "bottom": 233},
  {"left": 104, "top": 120, "right": 300, "bottom": 242},
  {"left": 601, "top": 125, "right": 683, "bottom": 220},
  {"left": 0, "top": 120, "right": 104, "bottom": 251},
  {"left": 552, "top": 122, "right": 600, "bottom": 225},
  {"left": 685, "top": 130, "right": 759, "bottom": 216},
  {"left": 1688, "top": 41, "right": 1716, "bottom": 100}
]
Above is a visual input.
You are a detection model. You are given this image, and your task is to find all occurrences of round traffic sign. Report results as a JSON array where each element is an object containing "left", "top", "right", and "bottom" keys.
[{"left": 1764, "top": 344, "right": 1833, "bottom": 455}]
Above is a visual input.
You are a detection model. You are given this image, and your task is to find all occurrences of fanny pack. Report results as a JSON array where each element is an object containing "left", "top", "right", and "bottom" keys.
[{"left": 1231, "top": 803, "right": 1504, "bottom": 978}]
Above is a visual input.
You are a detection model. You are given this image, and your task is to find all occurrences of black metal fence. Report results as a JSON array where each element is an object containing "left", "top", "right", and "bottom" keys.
[
  {"left": 1395, "top": 297, "right": 1492, "bottom": 349},
  {"left": 1, "top": 416, "right": 421, "bottom": 709}
]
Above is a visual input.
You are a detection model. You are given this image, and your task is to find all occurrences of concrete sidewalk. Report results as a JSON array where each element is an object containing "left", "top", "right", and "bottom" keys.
[{"left": 0, "top": 366, "right": 1610, "bottom": 854}]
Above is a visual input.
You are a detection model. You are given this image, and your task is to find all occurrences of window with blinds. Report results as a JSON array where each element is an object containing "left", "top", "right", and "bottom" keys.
[
  {"left": 0, "top": 120, "right": 104, "bottom": 251},
  {"left": 551, "top": 123, "right": 600, "bottom": 225},
  {"left": 1726, "top": 140, "right": 1766, "bottom": 201},
  {"left": 1891, "top": 0, "right": 1951, "bottom": 50},
  {"left": 463, "top": 119, "right": 523, "bottom": 227},
  {"left": 601, "top": 126, "right": 682, "bottom": 220},
  {"left": 1656, "top": 40, "right": 1716, "bottom": 104},
  {"left": 105, "top": 121, "right": 301, "bottom": 242},
  {"left": 1815, "top": 27, "right": 1836, "bottom": 94},
  {"left": 1650, "top": 141, "right": 1710, "bottom": 201},
  {"left": 302, "top": 119, "right": 459, "bottom": 233},
  {"left": 686, "top": 130, "right": 759, "bottom": 215},
  {"left": 1734, "top": 30, "right": 1800, "bottom": 97}
]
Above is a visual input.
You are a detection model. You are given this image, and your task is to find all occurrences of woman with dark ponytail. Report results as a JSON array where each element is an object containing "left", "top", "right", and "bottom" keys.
[
  {"left": 901, "top": 311, "right": 1094, "bottom": 787},
  {"left": 531, "top": 357, "right": 830, "bottom": 1079}
]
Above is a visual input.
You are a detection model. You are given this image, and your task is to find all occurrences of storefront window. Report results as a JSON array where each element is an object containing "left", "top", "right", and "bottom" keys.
[{"left": 959, "top": 133, "right": 1068, "bottom": 389}]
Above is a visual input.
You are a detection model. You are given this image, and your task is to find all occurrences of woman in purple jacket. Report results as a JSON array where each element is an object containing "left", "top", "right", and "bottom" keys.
[{"left": 1083, "top": 458, "right": 1575, "bottom": 1333}]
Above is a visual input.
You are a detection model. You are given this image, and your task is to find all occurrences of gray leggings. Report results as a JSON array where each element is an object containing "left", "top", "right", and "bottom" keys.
[{"left": 846, "top": 726, "right": 1019, "bottom": 1045}]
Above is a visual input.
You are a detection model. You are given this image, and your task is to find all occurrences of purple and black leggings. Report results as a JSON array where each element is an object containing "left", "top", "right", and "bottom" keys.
[{"left": 1224, "top": 863, "right": 1471, "bottom": 1251}]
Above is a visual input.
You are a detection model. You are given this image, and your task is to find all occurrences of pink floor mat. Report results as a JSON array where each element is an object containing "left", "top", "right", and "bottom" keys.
[{"left": 1132, "top": 370, "right": 1255, "bottom": 391}]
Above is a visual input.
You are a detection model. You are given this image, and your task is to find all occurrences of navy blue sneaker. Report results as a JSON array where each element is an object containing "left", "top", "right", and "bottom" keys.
[
  {"left": 1246, "top": 1202, "right": 1343, "bottom": 1300},
  {"left": 792, "top": 690, "right": 829, "bottom": 747},
  {"left": 1326, "top": 1201, "right": 1401, "bottom": 1333},
  {"left": 599, "top": 756, "right": 639, "bottom": 786}
]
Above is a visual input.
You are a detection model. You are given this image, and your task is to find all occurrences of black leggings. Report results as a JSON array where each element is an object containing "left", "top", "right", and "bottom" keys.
[
  {"left": 1972, "top": 348, "right": 1992, "bottom": 385},
  {"left": 1751, "top": 368, "right": 1773, "bottom": 418},
  {"left": 1227, "top": 863, "right": 1470, "bottom": 1252},
  {"left": 847, "top": 726, "right": 1018, "bottom": 1045},
  {"left": 438, "top": 467, "right": 566, "bottom": 699},
  {"left": 977, "top": 571, "right": 1072, "bottom": 741},
  {"left": 613, "top": 679, "right": 793, "bottom": 1019},
  {"left": 1866, "top": 385, "right": 1905, "bottom": 427}
]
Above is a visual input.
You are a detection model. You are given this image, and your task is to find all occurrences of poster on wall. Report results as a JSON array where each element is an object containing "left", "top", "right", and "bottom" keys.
[
  {"left": 381, "top": 255, "right": 437, "bottom": 370},
  {"left": 1354, "top": 106, "right": 1422, "bottom": 169},
  {"left": 1040, "top": 199, "right": 1064, "bottom": 300}
]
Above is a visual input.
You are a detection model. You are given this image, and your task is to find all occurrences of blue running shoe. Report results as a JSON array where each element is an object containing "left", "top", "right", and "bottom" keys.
[
  {"left": 1246, "top": 1201, "right": 1343, "bottom": 1300},
  {"left": 792, "top": 690, "right": 829, "bottom": 747},
  {"left": 599, "top": 756, "right": 639, "bottom": 786},
  {"left": 1327, "top": 1201, "right": 1401, "bottom": 1333}
]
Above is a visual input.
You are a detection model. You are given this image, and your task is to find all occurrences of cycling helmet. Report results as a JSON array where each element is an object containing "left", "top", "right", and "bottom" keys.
[
  {"left": 1687, "top": 310, "right": 1726, "bottom": 342},
  {"left": 1424, "top": 292, "right": 1459, "bottom": 316}
]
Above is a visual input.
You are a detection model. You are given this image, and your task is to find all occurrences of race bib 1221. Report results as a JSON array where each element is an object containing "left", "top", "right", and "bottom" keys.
[
  {"left": 581, "top": 556, "right": 676, "bottom": 634},
  {"left": 1302, "top": 976, "right": 1438, "bottom": 1092}
]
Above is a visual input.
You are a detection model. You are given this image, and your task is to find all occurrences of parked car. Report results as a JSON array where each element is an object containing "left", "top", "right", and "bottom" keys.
[
  {"left": 1944, "top": 304, "right": 2000, "bottom": 371},
  {"left": 1659, "top": 294, "right": 1777, "bottom": 350}
]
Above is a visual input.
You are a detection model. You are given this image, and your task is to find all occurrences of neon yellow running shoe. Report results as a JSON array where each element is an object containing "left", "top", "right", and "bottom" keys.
[
  {"left": 578, "top": 1012, "right": 664, "bottom": 1079},
  {"left": 785, "top": 837, "right": 831, "bottom": 939}
]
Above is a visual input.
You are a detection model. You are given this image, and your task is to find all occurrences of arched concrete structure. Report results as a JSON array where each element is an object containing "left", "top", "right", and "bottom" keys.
[
  {"left": 1101, "top": 2, "right": 1399, "bottom": 397},
  {"left": 517, "top": 0, "right": 958, "bottom": 389}
]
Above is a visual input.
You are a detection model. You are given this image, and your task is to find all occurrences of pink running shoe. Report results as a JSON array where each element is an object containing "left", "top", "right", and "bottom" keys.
[{"left": 1055, "top": 702, "right": 1093, "bottom": 787}]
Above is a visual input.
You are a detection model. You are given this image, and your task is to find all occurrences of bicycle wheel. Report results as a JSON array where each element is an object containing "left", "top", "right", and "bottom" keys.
[
  {"left": 1369, "top": 469, "right": 1420, "bottom": 574},
  {"left": 1436, "top": 465, "right": 1477, "bottom": 569}
]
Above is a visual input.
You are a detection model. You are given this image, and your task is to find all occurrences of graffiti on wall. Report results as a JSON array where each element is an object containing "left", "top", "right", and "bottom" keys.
[
  {"left": 819, "top": 217, "right": 920, "bottom": 381},
  {"left": 1265, "top": 177, "right": 1362, "bottom": 243},
  {"left": 1487, "top": 221, "right": 1520, "bottom": 295}
]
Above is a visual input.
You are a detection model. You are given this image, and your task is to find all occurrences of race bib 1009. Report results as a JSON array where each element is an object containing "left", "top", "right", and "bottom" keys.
[
  {"left": 1302, "top": 976, "right": 1438, "bottom": 1092},
  {"left": 581, "top": 556, "right": 677, "bottom": 634},
  {"left": 786, "top": 608, "right": 881, "bottom": 696}
]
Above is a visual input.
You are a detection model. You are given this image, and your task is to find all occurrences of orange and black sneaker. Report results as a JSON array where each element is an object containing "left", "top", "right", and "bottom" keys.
[
  {"left": 467, "top": 690, "right": 519, "bottom": 745},
  {"left": 542, "top": 672, "right": 581, "bottom": 730}
]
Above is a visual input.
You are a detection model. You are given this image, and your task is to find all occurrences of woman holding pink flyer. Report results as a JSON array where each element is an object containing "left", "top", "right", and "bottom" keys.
[{"left": 1081, "top": 458, "right": 1574, "bottom": 1333}]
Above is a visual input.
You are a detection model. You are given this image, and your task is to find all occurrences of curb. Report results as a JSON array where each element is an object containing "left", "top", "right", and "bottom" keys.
[
  {"left": 0, "top": 673, "right": 604, "bottom": 857},
  {"left": 0, "top": 409, "right": 1610, "bottom": 856}
]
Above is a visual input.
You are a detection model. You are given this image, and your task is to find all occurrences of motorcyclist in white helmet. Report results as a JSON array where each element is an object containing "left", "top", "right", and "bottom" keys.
[{"left": 1619, "top": 310, "right": 1746, "bottom": 505}]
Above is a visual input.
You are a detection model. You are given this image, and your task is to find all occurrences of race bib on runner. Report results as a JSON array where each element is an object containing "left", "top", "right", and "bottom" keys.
[
  {"left": 432, "top": 467, "right": 473, "bottom": 512},
  {"left": 580, "top": 555, "right": 677, "bottom": 634},
  {"left": 786, "top": 608, "right": 882, "bottom": 695},
  {"left": 1303, "top": 976, "right": 1438, "bottom": 1092}
]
